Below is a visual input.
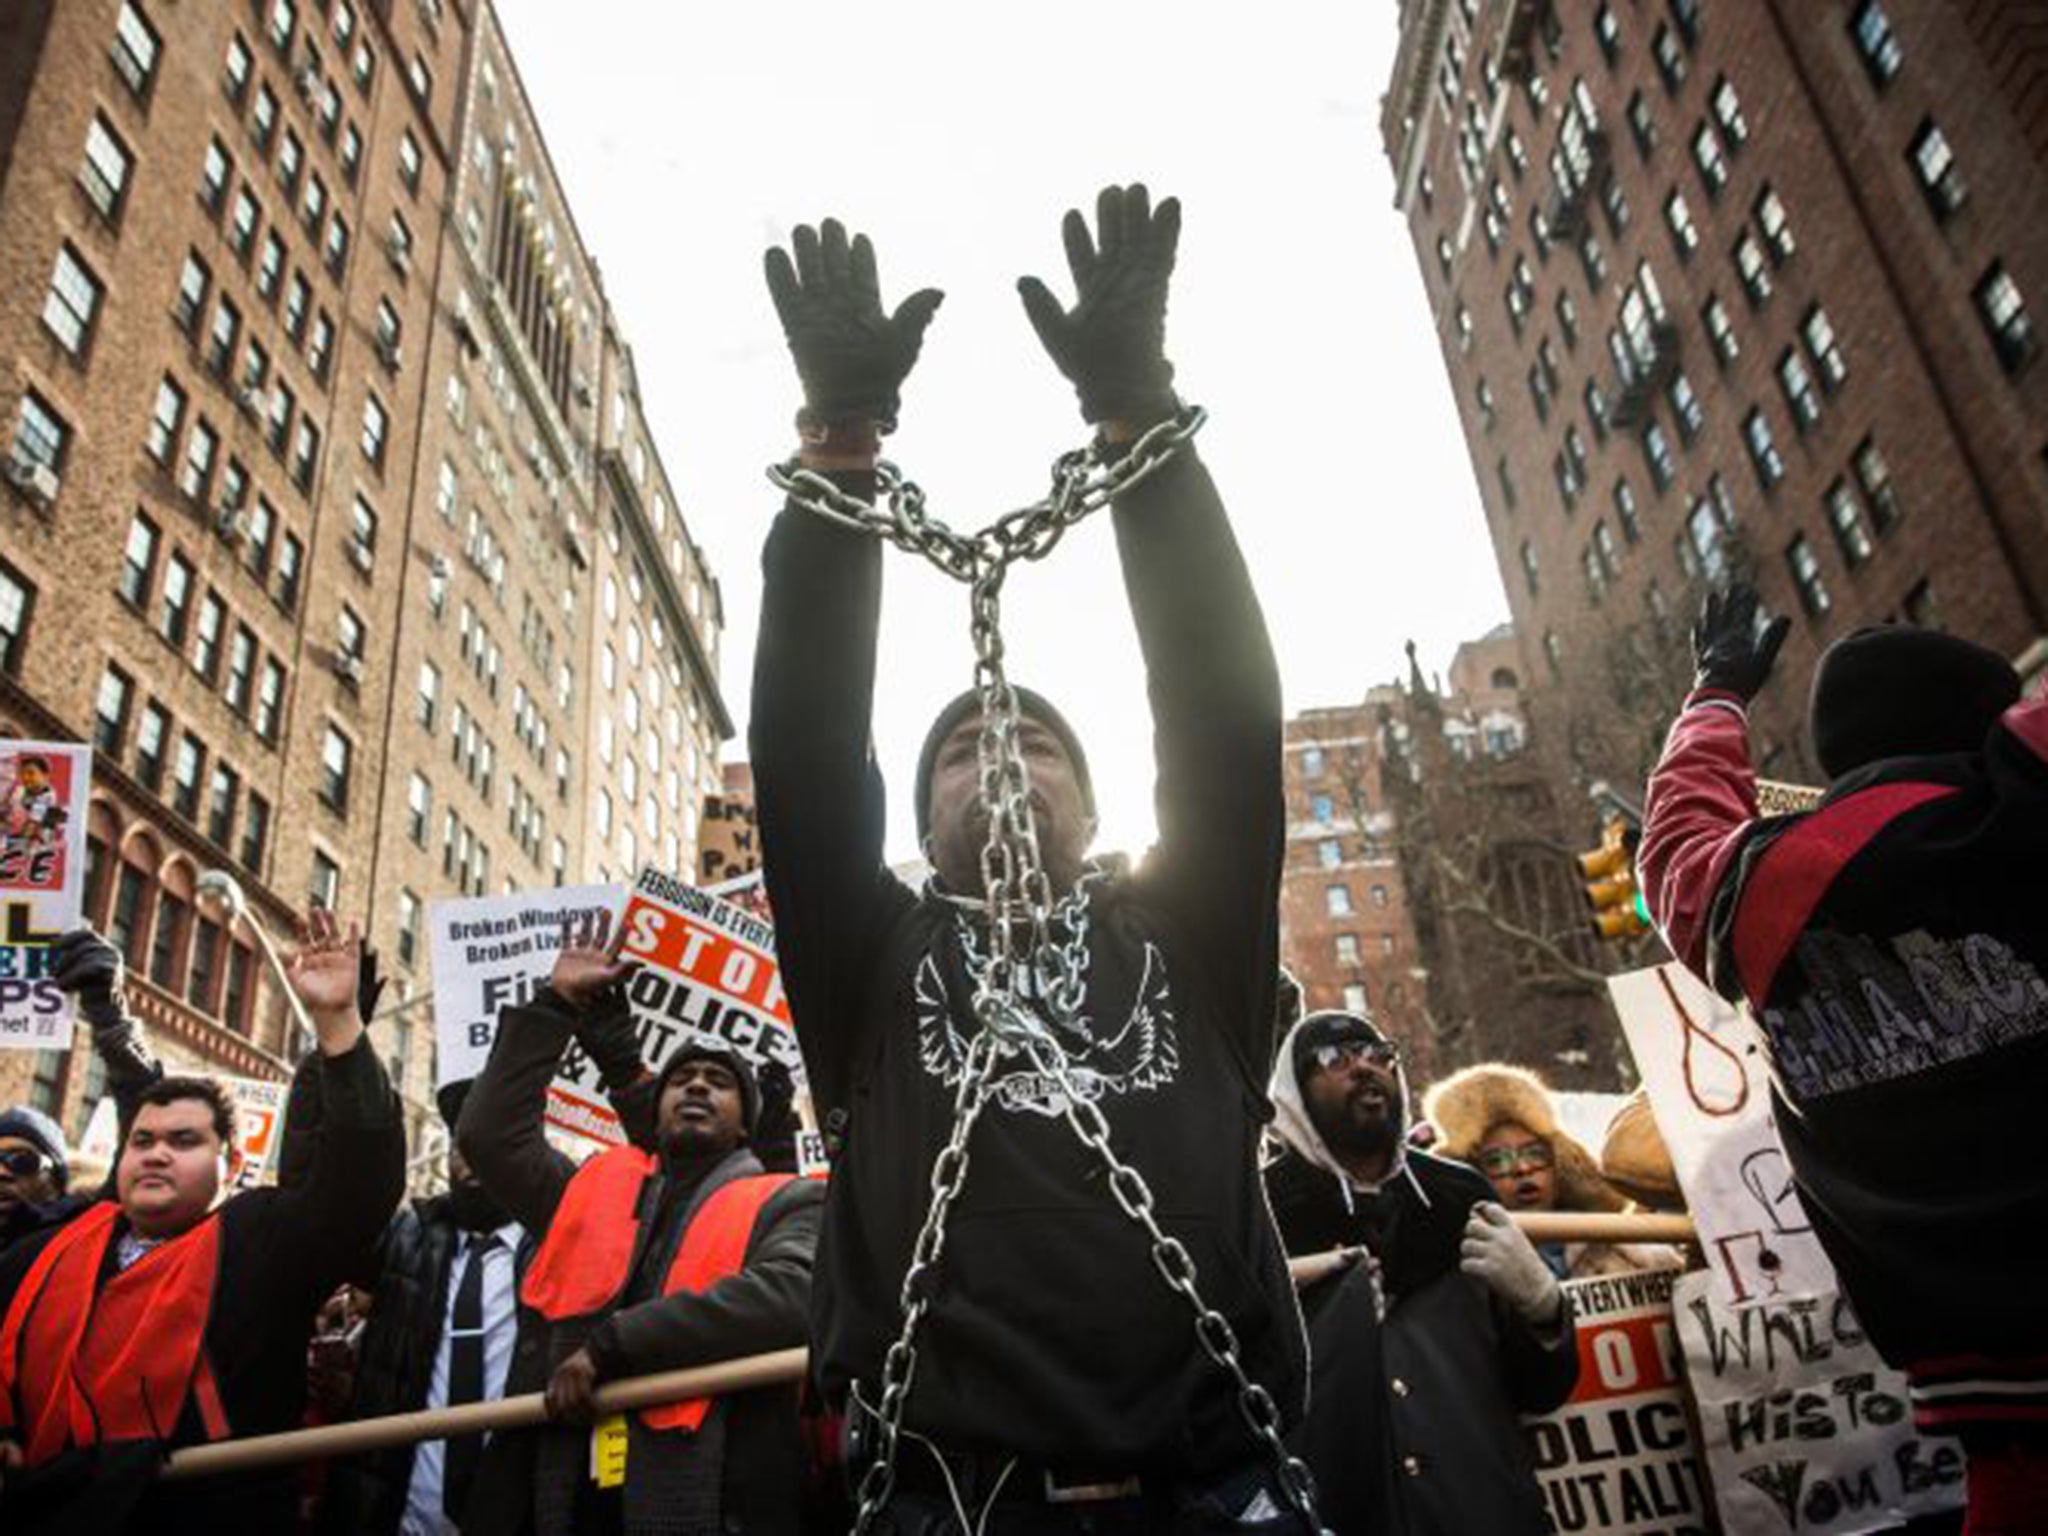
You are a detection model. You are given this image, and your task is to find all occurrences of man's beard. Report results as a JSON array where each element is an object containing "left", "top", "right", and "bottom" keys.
[
  {"left": 448, "top": 1180, "right": 509, "bottom": 1233},
  {"left": 1312, "top": 1080, "right": 1402, "bottom": 1162}
]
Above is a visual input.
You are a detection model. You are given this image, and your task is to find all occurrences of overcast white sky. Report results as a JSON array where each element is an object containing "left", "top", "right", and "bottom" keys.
[{"left": 496, "top": 1, "right": 1510, "bottom": 860}]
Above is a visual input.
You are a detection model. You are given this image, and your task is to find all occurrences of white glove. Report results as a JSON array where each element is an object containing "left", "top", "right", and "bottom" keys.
[{"left": 1460, "top": 1202, "right": 1563, "bottom": 1326}]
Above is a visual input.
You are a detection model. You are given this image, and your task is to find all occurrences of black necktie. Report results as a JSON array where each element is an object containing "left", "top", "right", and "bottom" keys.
[{"left": 444, "top": 1231, "right": 499, "bottom": 1520}]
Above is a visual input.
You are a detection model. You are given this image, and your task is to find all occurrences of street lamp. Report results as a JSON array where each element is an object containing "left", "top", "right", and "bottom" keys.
[{"left": 196, "top": 868, "right": 312, "bottom": 1059}]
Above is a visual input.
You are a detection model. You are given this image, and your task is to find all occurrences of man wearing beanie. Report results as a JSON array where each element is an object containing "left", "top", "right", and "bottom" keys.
[
  {"left": 457, "top": 913, "right": 821, "bottom": 1536},
  {"left": 1265, "top": 1010, "right": 1576, "bottom": 1535},
  {"left": 1639, "top": 583, "right": 2048, "bottom": 1527},
  {"left": 752, "top": 187, "right": 1307, "bottom": 1528}
]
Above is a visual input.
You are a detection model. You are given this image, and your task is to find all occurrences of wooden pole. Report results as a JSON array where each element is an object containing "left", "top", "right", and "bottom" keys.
[{"left": 161, "top": 1211, "right": 1697, "bottom": 1480}]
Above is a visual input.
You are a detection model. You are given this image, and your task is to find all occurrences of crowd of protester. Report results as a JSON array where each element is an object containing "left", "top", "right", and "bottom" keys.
[{"left": 1, "top": 185, "right": 2041, "bottom": 1533}]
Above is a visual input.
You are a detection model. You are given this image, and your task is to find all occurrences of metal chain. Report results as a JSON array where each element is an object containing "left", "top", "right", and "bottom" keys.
[{"left": 772, "top": 408, "right": 1324, "bottom": 1533}]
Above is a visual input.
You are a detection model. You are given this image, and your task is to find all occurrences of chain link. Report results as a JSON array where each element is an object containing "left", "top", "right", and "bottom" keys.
[{"left": 772, "top": 408, "right": 1325, "bottom": 1534}]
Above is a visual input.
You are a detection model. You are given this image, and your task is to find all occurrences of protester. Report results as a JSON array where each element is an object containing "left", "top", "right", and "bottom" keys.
[
  {"left": 1267, "top": 1009, "right": 1576, "bottom": 1535},
  {"left": 1639, "top": 584, "right": 2048, "bottom": 1527},
  {"left": 0, "top": 910, "right": 404, "bottom": 1531},
  {"left": 457, "top": 914, "right": 821, "bottom": 1536},
  {"left": 1423, "top": 1062, "right": 1681, "bottom": 1277},
  {"left": 0, "top": 1106, "right": 68, "bottom": 1249},
  {"left": 752, "top": 186, "right": 1310, "bottom": 1530},
  {"left": 315, "top": 1080, "right": 532, "bottom": 1536},
  {"left": 1598, "top": 1088, "right": 1685, "bottom": 1214}
]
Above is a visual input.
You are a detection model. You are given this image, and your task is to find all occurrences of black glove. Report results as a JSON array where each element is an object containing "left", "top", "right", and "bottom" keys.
[
  {"left": 763, "top": 218, "right": 943, "bottom": 433},
  {"left": 1692, "top": 584, "right": 1791, "bottom": 701},
  {"left": 51, "top": 928, "right": 126, "bottom": 1032},
  {"left": 356, "top": 943, "right": 387, "bottom": 1025},
  {"left": 1017, "top": 184, "right": 1181, "bottom": 426}
]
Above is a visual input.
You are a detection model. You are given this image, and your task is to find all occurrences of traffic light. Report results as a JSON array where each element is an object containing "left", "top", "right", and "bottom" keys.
[{"left": 1579, "top": 818, "right": 1651, "bottom": 941}]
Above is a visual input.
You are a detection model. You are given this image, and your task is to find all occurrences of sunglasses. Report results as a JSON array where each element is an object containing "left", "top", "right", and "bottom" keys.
[
  {"left": 1312, "top": 1039, "right": 1400, "bottom": 1073},
  {"left": 1478, "top": 1143, "right": 1555, "bottom": 1176},
  {"left": 0, "top": 1147, "right": 52, "bottom": 1179}
]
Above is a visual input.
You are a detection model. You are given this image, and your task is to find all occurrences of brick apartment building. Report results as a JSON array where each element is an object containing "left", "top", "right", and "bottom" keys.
[
  {"left": 1283, "top": 625, "right": 1614, "bottom": 1089},
  {"left": 0, "top": 0, "right": 729, "bottom": 1145},
  {"left": 1382, "top": 0, "right": 2048, "bottom": 804}
]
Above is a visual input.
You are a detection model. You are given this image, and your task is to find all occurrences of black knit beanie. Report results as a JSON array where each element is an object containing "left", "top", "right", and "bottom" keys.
[
  {"left": 657, "top": 1037, "right": 762, "bottom": 1137},
  {"left": 912, "top": 686, "right": 1095, "bottom": 842},
  {"left": 1810, "top": 626, "right": 2020, "bottom": 780}
]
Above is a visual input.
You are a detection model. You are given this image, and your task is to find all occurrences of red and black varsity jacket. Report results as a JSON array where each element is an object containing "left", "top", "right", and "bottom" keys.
[{"left": 1640, "top": 686, "right": 2048, "bottom": 1434}]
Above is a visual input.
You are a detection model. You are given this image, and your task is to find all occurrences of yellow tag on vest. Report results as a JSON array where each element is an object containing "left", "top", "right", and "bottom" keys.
[{"left": 590, "top": 1413, "right": 628, "bottom": 1488}]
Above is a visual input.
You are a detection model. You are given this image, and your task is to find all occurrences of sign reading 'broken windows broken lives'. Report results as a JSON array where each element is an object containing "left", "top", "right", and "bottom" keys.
[{"left": 1672, "top": 1271, "right": 1964, "bottom": 1533}]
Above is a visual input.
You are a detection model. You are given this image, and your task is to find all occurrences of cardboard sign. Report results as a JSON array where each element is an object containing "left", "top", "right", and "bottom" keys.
[
  {"left": 1523, "top": 1267, "right": 1712, "bottom": 1534},
  {"left": 429, "top": 885, "right": 626, "bottom": 1139},
  {"left": 617, "top": 866, "right": 802, "bottom": 1093},
  {"left": 223, "top": 1074, "right": 289, "bottom": 1189},
  {"left": 0, "top": 740, "right": 90, "bottom": 1049},
  {"left": 1609, "top": 965, "right": 1834, "bottom": 1306},
  {"left": 1672, "top": 1272, "right": 1966, "bottom": 1534}
]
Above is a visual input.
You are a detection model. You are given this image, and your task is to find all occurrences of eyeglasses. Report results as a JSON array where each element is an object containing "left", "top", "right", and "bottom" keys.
[
  {"left": 1477, "top": 1143, "right": 1555, "bottom": 1176},
  {"left": 1312, "top": 1039, "right": 1400, "bottom": 1073},
  {"left": 0, "top": 1147, "right": 52, "bottom": 1180}
]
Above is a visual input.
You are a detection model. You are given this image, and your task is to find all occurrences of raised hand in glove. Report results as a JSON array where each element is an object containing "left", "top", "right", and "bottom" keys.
[
  {"left": 51, "top": 927, "right": 128, "bottom": 1031},
  {"left": 1018, "top": 183, "right": 1181, "bottom": 427},
  {"left": 1461, "top": 1202, "right": 1564, "bottom": 1327},
  {"left": 1692, "top": 583, "right": 1790, "bottom": 702},
  {"left": 764, "top": 218, "right": 943, "bottom": 434}
]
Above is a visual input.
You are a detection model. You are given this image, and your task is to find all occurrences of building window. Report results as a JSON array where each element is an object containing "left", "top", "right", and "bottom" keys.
[
  {"left": 1454, "top": 302, "right": 1474, "bottom": 352},
  {"left": 1908, "top": 120, "right": 1966, "bottom": 220},
  {"left": 1642, "top": 420, "right": 1676, "bottom": 491},
  {"left": 1613, "top": 478, "right": 1642, "bottom": 543},
  {"left": 191, "top": 591, "right": 225, "bottom": 681},
  {"left": 1652, "top": 23, "right": 1686, "bottom": 92},
  {"left": 1335, "top": 932, "right": 1361, "bottom": 966},
  {"left": 200, "top": 137, "right": 232, "bottom": 213},
  {"left": 1800, "top": 305, "right": 1848, "bottom": 392},
  {"left": 1475, "top": 377, "right": 1497, "bottom": 431},
  {"left": 1778, "top": 349, "right": 1822, "bottom": 430},
  {"left": 1825, "top": 479, "right": 1875, "bottom": 567},
  {"left": 1310, "top": 792, "right": 1335, "bottom": 824},
  {"left": 255, "top": 657, "right": 286, "bottom": 741},
  {"left": 1975, "top": 264, "right": 2036, "bottom": 374},
  {"left": 205, "top": 763, "right": 239, "bottom": 846},
  {"left": 177, "top": 418, "right": 218, "bottom": 502},
  {"left": 1710, "top": 77, "right": 1748, "bottom": 151},
  {"left": 1325, "top": 884, "right": 1354, "bottom": 918},
  {"left": 149, "top": 890, "right": 188, "bottom": 989},
  {"left": 224, "top": 32, "right": 253, "bottom": 100},
  {"left": 110, "top": 1, "right": 160, "bottom": 96},
  {"left": 1300, "top": 745, "right": 1325, "bottom": 779},
  {"left": 0, "top": 560, "right": 31, "bottom": 676},
  {"left": 93, "top": 666, "right": 132, "bottom": 753},
  {"left": 134, "top": 701, "right": 168, "bottom": 789},
  {"left": 170, "top": 733, "right": 204, "bottom": 819},
  {"left": 205, "top": 297, "right": 240, "bottom": 377},
  {"left": 230, "top": 188, "right": 260, "bottom": 258},
  {"left": 1670, "top": 0, "right": 1702, "bottom": 45},
  {"left": 1743, "top": 407, "right": 1786, "bottom": 488},
  {"left": 1667, "top": 371, "right": 1705, "bottom": 442},
  {"left": 360, "top": 392, "right": 388, "bottom": 466},
  {"left": 398, "top": 130, "right": 422, "bottom": 194},
  {"left": 11, "top": 393, "right": 68, "bottom": 480},
  {"left": 310, "top": 849, "right": 341, "bottom": 911},
  {"left": 224, "top": 625, "right": 256, "bottom": 714},
  {"left": 324, "top": 214, "right": 350, "bottom": 276},
  {"left": 79, "top": 116, "right": 133, "bottom": 221},
  {"left": 1786, "top": 536, "right": 1831, "bottom": 617},
  {"left": 1686, "top": 498, "right": 1730, "bottom": 583},
  {"left": 291, "top": 419, "right": 320, "bottom": 491},
  {"left": 319, "top": 726, "right": 352, "bottom": 811},
  {"left": 1584, "top": 378, "right": 1610, "bottom": 441},
  {"left": 1690, "top": 124, "right": 1728, "bottom": 197},
  {"left": 252, "top": 82, "right": 279, "bottom": 150},
  {"left": 1850, "top": 1, "right": 1903, "bottom": 88},
  {"left": 275, "top": 534, "right": 304, "bottom": 611},
  {"left": 1316, "top": 838, "right": 1342, "bottom": 869},
  {"left": 118, "top": 513, "right": 160, "bottom": 608},
  {"left": 340, "top": 123, "right": 362, "bottom": 184},
  {"left": 1519, "top": 539, "right": 1541, "bottom": 596},
  {"left": 39, "top": 247, "right": 101, "bottom": 357},
  {"left": 1853, "top": 438, "right": 1904, "bottom": 532},
  {"left": 173, "top": 252, "right": 210, "bottom": 335},
  {"left": 1505, "top": 258, "right": 1536, "bottom": 334},
  {"left": 1543, "top": 630, "right": 1564, "bottom": 679},
  {"left": 1734, "top": 232, "right": 1773, "bottom": 305},
  {"left": 1626, "top": 90, "right": 1657, "bottom": 157},
  {"left": 1904, "top": 579, "right": 1940, "bottom": 629},
  {"left": 158, "top": 552, "right": 193, "bottom": 643},
  {"left": 1755, "top": 186, "right": 1797, "bottom": 263},
  {"left": 397, "top": 889, "right": 421, "bottom": 968},
  {"left": 278, "top": 130, "right": 303, "bottom": 194}
]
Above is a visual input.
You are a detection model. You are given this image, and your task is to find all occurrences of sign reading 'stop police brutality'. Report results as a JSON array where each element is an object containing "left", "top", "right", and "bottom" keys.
[
  {"left": 0, "top": 739, "right": 91, "bottom": 1050},
  {"left": 618, "top": 865, "right": 802, "bottom": 1092},
  {"left": 430, "top": 885, "right": 625, "bottom": 1139}
]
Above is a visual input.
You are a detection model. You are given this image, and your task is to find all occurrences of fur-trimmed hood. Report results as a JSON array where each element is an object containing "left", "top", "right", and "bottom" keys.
[{"left": 1421, "top": 1062, "right": 1627, "bottom": 1215}]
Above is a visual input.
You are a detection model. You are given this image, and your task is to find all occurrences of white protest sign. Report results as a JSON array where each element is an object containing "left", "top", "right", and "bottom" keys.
[
  {"left": 223, "top": 1074, "right": 289, "bottom": 1189},
  {"left": 616, "top": 865, "right": 802, "bottom": 1095},
  {"left": 429, "top": 885, "right": 624, "bottom": 1138},
  {"left": 0, "top": 740, "right": 91, "bottom": 1050},
  {"left": 1672, "top": 1271, "right": 1966, "bottom": 1534},
  {"left": 1523, "top": 1266, "right": 1712, "bottom": 1535},
  {"left": 1610, "top": 964, "right": 1834, "bottom": 1306}
]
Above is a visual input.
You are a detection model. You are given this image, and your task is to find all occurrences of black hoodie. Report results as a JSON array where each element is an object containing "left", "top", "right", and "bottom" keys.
[{"left": 750, "top": 444, "right": 1307, "bottom": 1473}]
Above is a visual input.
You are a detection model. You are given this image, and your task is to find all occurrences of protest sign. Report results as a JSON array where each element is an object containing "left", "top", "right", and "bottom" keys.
[
  {"left": 224, "top": 1074, "right": 289, "bottom": 1189},
  {"left": 1610, "top": 964, "right": 1833, "bottom": 1306},
  {"left": 618, "top": 865, "right": 802, "bottom": 1092},
  {"left": 429, "top": 885, "right": 625, "bottom": 1138},
  {"left": 1672, "top": 1271, "right": 1966, "bottom": 1534},
  {"left": 1523, "top": 1266, "right": 1710, "bottom": 1535},
  {"left": 0, "top": 739, "right": 90, "bottom": 1049}
]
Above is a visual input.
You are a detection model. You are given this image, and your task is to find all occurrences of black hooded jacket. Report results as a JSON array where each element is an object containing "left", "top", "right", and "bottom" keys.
[{"left": 750, "top": 444, "right": 1307, "bottom": 1474}]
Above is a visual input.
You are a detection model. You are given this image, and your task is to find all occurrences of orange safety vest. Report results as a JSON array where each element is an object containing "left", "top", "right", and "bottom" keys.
[
  {"left": 520, "top": 1147, "right": 793, "bottom": 1431},
  {"left": 0, "top": 1201, "right": 231, "bottom": 1466}
]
